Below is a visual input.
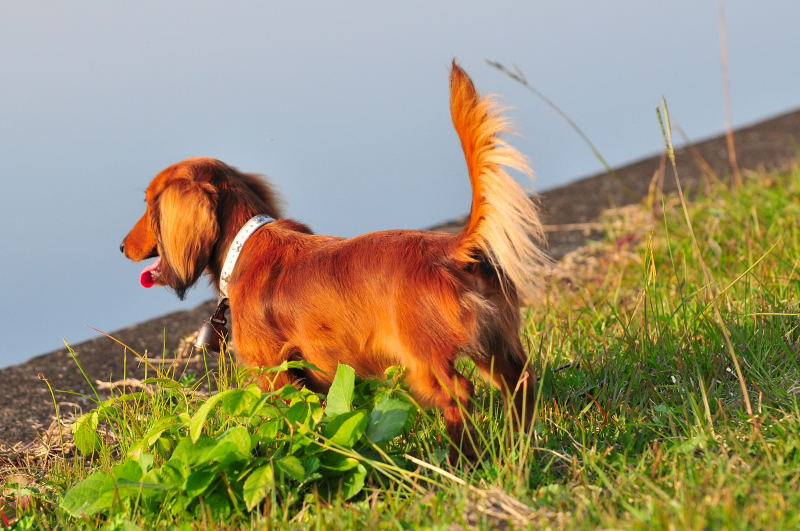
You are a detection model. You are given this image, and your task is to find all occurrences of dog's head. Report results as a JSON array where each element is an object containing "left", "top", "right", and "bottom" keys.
[{"left": 121, "top": 157, "right": 282, "bottom": 299}]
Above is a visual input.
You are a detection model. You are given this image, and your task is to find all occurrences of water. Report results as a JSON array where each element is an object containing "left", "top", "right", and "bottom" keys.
[{"left": 1, "top": 0, "right": 799, "bottom": 367}]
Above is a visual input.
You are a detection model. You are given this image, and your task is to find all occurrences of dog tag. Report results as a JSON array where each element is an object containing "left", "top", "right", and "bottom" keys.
[{"left": 194, "top": 298, "right": 230, "bottom": 353}]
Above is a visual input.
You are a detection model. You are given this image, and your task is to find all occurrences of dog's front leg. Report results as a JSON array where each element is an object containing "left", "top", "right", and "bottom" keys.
[{"left": 233, "top": 334, "right": 300, "bottom": 392}]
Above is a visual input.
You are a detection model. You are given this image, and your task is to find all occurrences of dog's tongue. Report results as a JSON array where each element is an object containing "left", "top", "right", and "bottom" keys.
[{"left": 140, "top": 257, "right": 161, "bottom": 288}]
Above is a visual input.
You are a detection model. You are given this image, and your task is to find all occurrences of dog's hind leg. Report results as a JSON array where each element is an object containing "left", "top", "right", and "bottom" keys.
[
  {"left": 475, "top": 334, "right": 537, "bottom": 431},
  {"left": 405, "top": 358, "right": 479, "bottom": 462}
]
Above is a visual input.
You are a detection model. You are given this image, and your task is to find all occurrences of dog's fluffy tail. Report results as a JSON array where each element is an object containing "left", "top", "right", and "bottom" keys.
[{"left": 448, "top": 61, "right": 548, "bottom": 301}]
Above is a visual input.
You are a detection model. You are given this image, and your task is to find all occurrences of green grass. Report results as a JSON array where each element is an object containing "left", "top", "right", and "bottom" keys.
[{"left": 3, "top": 164, "right": 800, "bottom": 529}]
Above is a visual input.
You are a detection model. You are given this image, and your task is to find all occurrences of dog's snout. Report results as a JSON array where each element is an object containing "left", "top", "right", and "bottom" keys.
[{"left": 119, "top": 241, "right": 125, "bottom": 254}]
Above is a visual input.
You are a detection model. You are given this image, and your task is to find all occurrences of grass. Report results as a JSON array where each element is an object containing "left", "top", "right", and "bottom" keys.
[{"left": 3, "top": 163, "right": 800, "bottom": 529}]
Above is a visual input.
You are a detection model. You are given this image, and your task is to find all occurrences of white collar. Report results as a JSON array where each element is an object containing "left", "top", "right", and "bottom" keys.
[{"left": 218, "top": 215, "right": 274, "bottom": 297}]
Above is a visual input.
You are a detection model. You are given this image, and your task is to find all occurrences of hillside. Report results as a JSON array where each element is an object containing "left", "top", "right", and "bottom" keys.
[{"left": 1, "top": 108, "right": 798, "bottom": 447}]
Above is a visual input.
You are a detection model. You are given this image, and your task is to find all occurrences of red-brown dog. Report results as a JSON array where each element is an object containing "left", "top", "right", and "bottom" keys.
[{"left": 121, "top": 63, "right": 547, "bottom": 452}]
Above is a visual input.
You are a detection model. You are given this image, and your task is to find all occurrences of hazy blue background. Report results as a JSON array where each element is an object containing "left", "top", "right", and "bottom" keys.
[{"left": 1, "top": 1, "right": 799, "bottom": 367}]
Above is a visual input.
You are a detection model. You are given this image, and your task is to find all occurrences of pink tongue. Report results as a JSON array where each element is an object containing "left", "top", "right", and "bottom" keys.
[{"left": 140, "top": 257, "right": 161, "bottom": 288}]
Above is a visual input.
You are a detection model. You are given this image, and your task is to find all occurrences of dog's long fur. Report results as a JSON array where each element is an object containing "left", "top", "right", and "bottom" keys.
[{"left": 122, "top": 63, "right": 547, "bottom": 452}]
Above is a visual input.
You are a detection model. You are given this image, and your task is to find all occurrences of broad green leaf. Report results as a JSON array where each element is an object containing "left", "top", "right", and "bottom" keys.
[
  {"left": 145, "top": 417, "right": 179, "bottom": 446},
  {"left": 276, "top": 456, "right": 306, "bottom": 482},
  {"left": 128, "top": 415, "right": 183, "bottom": 457},
  {"left": 60, "top": 471, "right": 115, "bottom": 517},
  {"left": 170, "top": 435, "right": 216, "bottom": 467},
  {"left": 198, "top": 487, "right": 232, "bottom": 518},
  {"left": 288, "top": 401, "right": 311, "bottom": 426},
  {"left": 263, "top": 359, "right": 323, "bottom": 374},
  {"left": 324, "top": 410, "right": 368, "bottom": 448},
  {"left": 325, "top": 364, "right": 355, "bottom": 416},
  {"left": 218, "top": 425, "right": 253, "bottom": 453},
  {"left": 243, "top": 465, "right": 274, "bottom": 510},
  {"left": 367, "top": 397, "right": 414, "bottom": 443},
  {"left": 251, "top": 401, "right": 280, "bottom": 419},
  {"left": 112, "top": 459, "right": 144, "bottom": 483},
  {"left": 72, "top": 411, "right": 101, "bottom": 455},
  {"left": 128, "top": 416, "right": 178, "bottom": 457},
  {"left": 275, "top": 384, "right": 303, "bottom": 401},
  {"left": 103, "top": 515, "right": 142, "bottom": 531},
  {"left": 303, "top": 455, "right": 321, "bottom": 476},
  {"left": 112, "top": 460, "right": 150, "bottom": 502},
  {"left": 153, "top": 460, "right": 187, "bottom": 489},
  {"left": 137, "top": 453, "right": 154, "bottom": 474},
  {"left": 255, "top": 418, "right": 281, "bottom": 440},
  {"left": 188, "top": 390, "right": 230, "bottom": 442},
  {"left": 186, "top": 469, "right": 216, "bottom": 498},
  {"left": 342, "top": 463, "right": 367, "bottom": 500},
  {"left": 289, "top": 432, "right": 315, "bottom": 454},
  {"left": 205, "top": 426, "right": 252, "bottom": 464},
  {"left": 137, "top": 467, "right": 176, "bottom": 505},
  {"left": 222, "top": 386, "right": 261, "bottom": 416},
  {"left": 115, "top": 479, "right": 173, "bottom": 492},
  {"left": 154, "top": 436, "right": 176, "bottom": 459},
  {"left": 320, "top": 453, "right": 359, "bottom": 474},
  {"left": 308, "top": 399, "right": 325, "bottom": 425},
  {"left": 115, "top": 479, "right": 173, "bottom": 511}
]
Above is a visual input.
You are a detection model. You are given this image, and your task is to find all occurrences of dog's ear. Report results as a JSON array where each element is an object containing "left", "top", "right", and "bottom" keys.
[{"left": 153, "top": 179, "right": 219, "bottom": 299}]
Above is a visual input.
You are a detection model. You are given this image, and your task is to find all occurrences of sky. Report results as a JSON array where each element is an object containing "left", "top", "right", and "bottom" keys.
[{"left": 1, "top": 1, "right": 799, "bottom": 367}]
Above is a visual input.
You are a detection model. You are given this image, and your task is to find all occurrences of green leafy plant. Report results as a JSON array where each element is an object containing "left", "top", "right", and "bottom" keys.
[{"left": 61, "top": 363, "right": 416, "bottom": 521}]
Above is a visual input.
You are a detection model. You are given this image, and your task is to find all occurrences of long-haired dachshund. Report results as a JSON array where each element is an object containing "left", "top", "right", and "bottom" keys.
[{"left": 121, "top": 62, "right": 548, "bottom": 453}]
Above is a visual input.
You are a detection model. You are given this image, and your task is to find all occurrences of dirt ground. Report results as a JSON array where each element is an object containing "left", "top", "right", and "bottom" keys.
[{"left": 1, "top": 108, "right": 798, "bottom": 446}]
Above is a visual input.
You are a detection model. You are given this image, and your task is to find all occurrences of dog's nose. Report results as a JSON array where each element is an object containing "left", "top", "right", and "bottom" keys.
[{"left": 119, "top": 241, "right": 125, "bottom": 254}]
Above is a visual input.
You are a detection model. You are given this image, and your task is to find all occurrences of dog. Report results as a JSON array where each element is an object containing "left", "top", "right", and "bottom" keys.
[{"left": 121, "top": 62, "right": 548, "bottom": 454}]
